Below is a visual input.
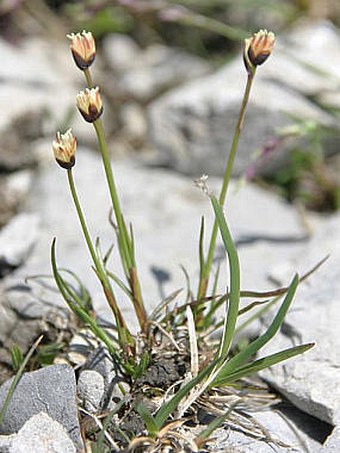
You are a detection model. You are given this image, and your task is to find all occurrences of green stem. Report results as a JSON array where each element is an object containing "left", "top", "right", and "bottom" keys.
[
  {"left": 66, "top": 169, "right": 132, "bottom": 348},
  {"left": 67, "top": 168, "right": 99, "bottom": 266},
  {"left": 83, "top": 68, "right": 148, "bottom": 332},
  {"left": 197, "top": 70, "right": 255, "bottom": 300},
  {"left": 93, "top": 119, "right": 132, "bottom": 271},
  {"left": 84, "top": 68, "right": 94, "bottom": 87}
]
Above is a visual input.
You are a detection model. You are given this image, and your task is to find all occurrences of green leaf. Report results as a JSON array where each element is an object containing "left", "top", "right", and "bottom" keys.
[
  {"left": 214, "top": 343, "right": 314, "bottom": 386},
  {"left": 107, "top": 271, "right": 133, "bottom": 298},
  {"left": 132, "top": 352, "right": 149, "bottom": 380},
  {"left": 136, "top": 404, "right": 159, "bottom": 438},
  {"left": 199, "top": 216, "right": 205, "bottom": 283},
  {"left": 59, "top": 268, "right": 93, "bottom": 311},
  {"left": 180, "top": 264, "right": 193, "bottom": 303},
  {"left": 0, "top": 336, "right": 43, "bottom": 426},
  {"left": 10, "top": 345, "right": 23, "bottom": 372},
  {"left": 195, "top": 402, "right": 237, "bottom": 448},
  {"left": 211, "top": 274, "right": 299, "bottom": 386},
  {"left": 210, "top": 195, "right": 240, "bottom": 358},
  {"left": 51, "top": 239, "right": 120, "bottom": 362}
]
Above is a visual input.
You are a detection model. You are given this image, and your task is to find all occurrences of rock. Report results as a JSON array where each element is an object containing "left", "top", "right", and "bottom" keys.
[
  {"left": 5, "top": 171, "right": 33, "bottom": 207},
  {"left": 67, "top": 329, "right": 100, "bottom": 367},
  {"left": 102, "top": 33, "right": 140, "bottom": 73},
  {"left": 211, "top": 404, "right": 330, "bottom": 452},
  {"left": 0, "top": 433, "right": 15, "bottom": 452},
  {"left": 0, "top": 213, "right": 40, "bottom": 276},
  {"left": 119, "top": 102, "right": 148, "bottom": 146},
  {"left": 82, "top": 346, "right": 129, "bottom": 407},
  {"left": 0, "top": 170, "right": 33, "bottom": 228},
  {"left": 77, "top": 370, "right": 105, "bottom": 412},
  {"left": 0, "top": 36, "right": 77, "bottom": 172},
  {"left": 322, "top": 426, "right": 340, "bottom": 452},
  {"left": 147, "top": 22, "right": 339, "bottom": 177},
  {"left": 3, "top": 147, "right": 308, "bottom": 336},
  {"left": 259, "top": 213, "right": 340, "bottom": 426},
  {"left": 82, "top": 347, "right": 114, "bottom": 388},
  {"left": 9, "top": 413, "right": 76, "bottom": 453},
  {"left": 116, "top": 43, "right": 211, "bottom": 102},
  {"left": 0, "top": 364, "right": 83, "bottom": 450}
]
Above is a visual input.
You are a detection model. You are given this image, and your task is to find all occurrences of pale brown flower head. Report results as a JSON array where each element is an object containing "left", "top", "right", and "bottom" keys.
[
  {"left": 67, "top": 30, "right": 96, "bottom": 70},
  {"left": 52, "top": 129, "right": 77, "bottom": 169},
  {"left": 76, "top": 87, "right": 103, "bottom": 123},
  {"left": 244, "top": 29, "right": 276, "bottom": 72}
]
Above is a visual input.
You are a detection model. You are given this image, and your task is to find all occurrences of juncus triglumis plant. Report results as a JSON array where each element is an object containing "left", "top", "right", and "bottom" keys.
[{"left": 51, "top": 28, "right": 316, "bottom": 448}]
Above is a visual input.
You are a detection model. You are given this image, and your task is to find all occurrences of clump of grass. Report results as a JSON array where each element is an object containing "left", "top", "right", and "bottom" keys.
[{"left": 49, "top": 28, "right": 318, "bottom": 451}]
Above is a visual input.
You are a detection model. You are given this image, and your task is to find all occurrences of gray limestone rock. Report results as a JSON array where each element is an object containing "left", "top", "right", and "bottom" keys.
[
  {"left": 0, "top": 170, "right": 33, "bottom": 228},
  {"left": 9, "top": 413, "right": 76, "bottom": 453},
  {"left": 322, "top": 426, "right": 340, "bottom": 452},
  {"left": 102, "top": 33, "right": 140, "bottom": 73},
  {"left": 212, "top": 408, "right": 325, "bottom": 453},
  {"left": 147, "top": 22, "right": 340, "bottom": 177},
  {"left": 77, "top": 370, "right": 105, "bottom": 412},
  {"left": 112, "top": 42, "right": 211, "bottom": 102},
  {"left": 0, "top": 37, "right": 76, "bottom": 172},
  {"left": 0, "top": 364, "right": 82, "bottom": 451},
  {"left": 259, "top": 213, "right": 340, "bottom": 426},
  {"left": 0, "top": 213, "right": 40, "bottom": 275},
  {"left": 81, "top": 346, "right": 129, "bottom": 408}
]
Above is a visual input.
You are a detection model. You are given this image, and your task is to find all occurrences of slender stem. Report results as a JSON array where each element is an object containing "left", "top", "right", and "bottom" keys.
[
  {"left": 93, "top": 119, "right": 132, "bottom": 271},
  {"left": 83, "top": 68, "right": 148, "bottom": 331},
  {"left": 67, "top": 169, "right": 132, "bottom": 347},
  {"left": 84, "top": 68, "right": 94, "bottom": 87},
  {"left": 67, "top": 168, "right": 99, "bottom": 267},
  {"left": 197, "top": 71, "right": 255, "bottom": 300}
]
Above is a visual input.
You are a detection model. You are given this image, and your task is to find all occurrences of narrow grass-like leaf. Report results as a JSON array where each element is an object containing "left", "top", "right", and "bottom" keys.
[
  {"left": 201, "top": 254, "right": 329, "bottom": 320},
  {"left": 51, "top": 239, "right": 120, "bottom": 362},
  {"left": 238, "top": 298, "right": 272, "bottom": 316},
  {"left": 186, "top": 306, "right": 199, "bottom": 377},
  {"left": 94, "top": 399, "right": 126, "bottom": 450},
  {"left": 120, "top": 214, "right": 134, "bottom": 267},
  {"left": 234, "top": 297, "right": 279, "bottom": 336},
  {"left": 103, "top": 243, "right": 114, "bottom": 266},
  {"left": 0, "top": 335, "right": 43, "bottom": 426},
  {"left": 180, "top": 265, "right": 193, "bottom": 303},
  {"left": 212, "top": 261, "right": 221, "bottom": 298},
  {"left": 203, "top": 263, "right": 222, "bottom": 329},
  {"left": 195, "top": 401, "right": 238, "bottom": 448},
  {"left": 199, "top": 216, "right": 205, "bottom": 283},
  {"left": 136, "top": 404, "right": 159, "bottom": 438},
  {"left": 59, "top": 268, "right": 93, "bottom": 311},
  {"left": 132, "top": 351, "right": 149, "bottom": 380},
  {"left": 214, "top": 343, "right": 314, "bottom": 386},
  {"left": 129, "top": 223, "right": 135, "bottom": 259},
  {"left": 107, "top": 271, "right": 133, "bottom": 298},
  {"left": 10, "top": 345, "right": 23, "bottom": 372},
  {"left": 211, "top": 274, "right": 299, "bottom": 386},
  {"left": 150, "top": 289, "right": 182, "bottom": 321},
  {"left": 211, "top": 195, "right": 240, "bottom": 358}
]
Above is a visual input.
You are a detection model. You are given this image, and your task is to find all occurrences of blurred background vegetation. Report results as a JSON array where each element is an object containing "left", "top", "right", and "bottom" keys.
[
  {"left": 2, "top": 0, "right": 340, "bottom": 53},
  {"left": 0, "top": 0, "right": 339, "bottom": 211}
]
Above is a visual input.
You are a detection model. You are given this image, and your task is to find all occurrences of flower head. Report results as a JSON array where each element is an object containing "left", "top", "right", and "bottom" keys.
[
  {"left": 67, "top": 30, "right": 96, "bottom": 70},
  {"left": 244, "top": 29, "right": 275, "bottom": 73},
  {"left": 76, "top": 87, "right": 103, "bottom": 123},
  {"left": 52, "top": 129, "right": 77, "bottom": 169}
]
